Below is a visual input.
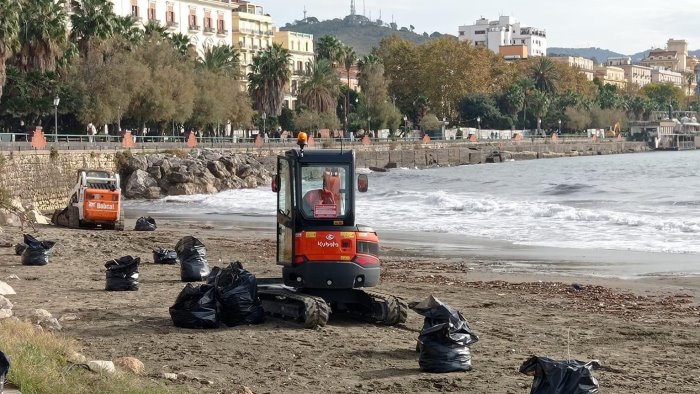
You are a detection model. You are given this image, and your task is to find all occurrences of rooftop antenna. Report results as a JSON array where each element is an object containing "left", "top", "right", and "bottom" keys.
[
  {"left": 363, "top": 0, "right": 365, "bottom": 17},
  {"left": 379, "top": 9, "right": 382, "bottom": 21},
  {"left": 303, "top": 5, "right": 307, "bottom": 20},
  {"left": 350, "top": 0, "right": 356, "bottom": 17}
]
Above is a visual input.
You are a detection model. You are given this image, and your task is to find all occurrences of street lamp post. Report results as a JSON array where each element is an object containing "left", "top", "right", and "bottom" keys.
[
  {"left": 477, "top": 116, "right": 481, "bottom": 137},
  {"left": 53, "top": 95, "right": 60, "bottom": 142},
  {"left": 261, "top": 112, "right": 267, "bottom": 138},
  {"left": 367, "top": 116, "right": 371, "bottom": 137},
  {"left": 442, "top": 117, "right": 447, "bottom": 140},
  {"left": 403, "top": 115, "right": 408, "bottom": 139},
  {"left": 537, "top": 117, "right": 542, "bottom": 137},
  {"left": 557, "top": 119, "right": 561, "bottom": 135}
]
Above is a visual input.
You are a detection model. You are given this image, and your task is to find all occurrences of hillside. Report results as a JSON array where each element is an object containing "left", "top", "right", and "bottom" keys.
[
  {"left": 280, "top": 15, "right": 448, "bottom": 55},
  {"left": 549, "top": 47, "right": 698, "bottom": 64}
]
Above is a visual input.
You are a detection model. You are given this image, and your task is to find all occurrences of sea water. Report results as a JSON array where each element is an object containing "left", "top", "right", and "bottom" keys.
[{"left": 127, "top": 150, "right": 700, "bottom": 275}]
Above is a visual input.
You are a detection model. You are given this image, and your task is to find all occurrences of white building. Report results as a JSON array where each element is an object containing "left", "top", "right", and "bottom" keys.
[
  {"left": 110, "top": 0, "right": 235, "bottom": 54},
  {"left": 550, "top": 56, "right": 594, "bottom": 81},
  {"left": 651, "top": 67, "right": 683, "bottom": 87},
  {"left": 458, "top": 16, "right": 547, "bottom": 57}
]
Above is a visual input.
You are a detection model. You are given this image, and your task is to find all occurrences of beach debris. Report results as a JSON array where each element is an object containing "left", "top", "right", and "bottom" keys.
[
  {"left": 114, "top": 357, "right": 145, "bottom": 376},
  {"left": 87, "top": 360, "right": 116, "bottom": 375},
  {"left": 210, "top": 262, "right": 265, "bottom": 327},
  {"left": 0, "top": 295, "right": 13, "bottom": 319},
  {"left": 176, "top": 236, "right": 210, "bottom": 282},
  {"left": 162, "top": 372, "right": 179, "bottom": 381},
  {"left": 169, "top": 283, "right": 219, "bottom": 329},
  {"left": 0, "top": 281, "right": 15, "bottom": 295},
  {"left": 411, "top": 295, "right": 479, "bottom": 373},
  {"left": 105, "top": 256, "right": 140, "bottom": 291},
  {"left": 20, "top": 234, "right": 56, "bottom": 266},
  {"left": 519, "top": 356, "right": 600, "bottom": 394},
  {"left": 6, "top": 275, "right": 19, "bottom": 280},
  {"left": 572, "top": 283, "right": 584, "bottom": 291},
  {"left": 31, "top": 309, "right": 62, "bottom": 332},
  {"left": 153, "top": 247, "right": 178, "bottom": 265},
  {"left": 59, "top": 313, "right": 79, "bottom": 322},
  {"left": 134, "top": 216, "right": 157, "bottom": 231}
]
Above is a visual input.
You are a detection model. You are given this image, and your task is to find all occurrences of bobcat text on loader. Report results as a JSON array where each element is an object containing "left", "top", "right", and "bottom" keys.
[
  {"left": 257, "top": 132, "right": 408, "bottom": 328},
  {"left": 51, "top": 169, "right": 124, "bottom": 230}
]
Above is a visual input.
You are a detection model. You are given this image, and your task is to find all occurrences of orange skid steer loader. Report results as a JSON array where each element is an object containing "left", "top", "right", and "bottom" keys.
[{"left": 51, "top": 169, "right": 124, "bottom": 230}]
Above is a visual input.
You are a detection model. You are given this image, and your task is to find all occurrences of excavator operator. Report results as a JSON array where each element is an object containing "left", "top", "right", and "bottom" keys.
[{"left": 302, "top": 169, "right": 338, "bottom": 218}]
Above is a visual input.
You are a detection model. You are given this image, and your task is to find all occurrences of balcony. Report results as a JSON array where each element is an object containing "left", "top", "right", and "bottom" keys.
[
  {"left": 217, "top": 29, "right": 228, "bottom": 37},
  {"left": 203, "top": 26, "right": 215, "bottom": 34},
  {"left": 188, "top": 25, "right": 201, "bottom": 33},
  {"left": 148, "top": 18, "right": 161, "bottom": 25},
  {"left": 166, "top": 20, "right": 179, "bottom": 29}
]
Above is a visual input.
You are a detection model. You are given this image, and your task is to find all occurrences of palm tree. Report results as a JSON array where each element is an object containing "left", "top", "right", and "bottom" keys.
[
  {"left": 69, "top": 0, "right": 117, "bottom": 55},
  {"left": 198, "top": 45, "right": 240, "bottom": 77},
  {"left": 0, "top": 0, "right": 21, "bottom": 100},
  {"left": 316, "top": 35, "right": 343, "bottom": 64},
  {"left": 248, "top": 43, "right": 291, "bottom": 116},
  {"left": 530, "top": 56, "right": 560, "bottom": 94},
  {"left": 169, "top": 33, "right": 192, "bottom": 56},
  {"left": 113, "top": 16, "right": 142, "bottom": 46},
  {"left": 143, "top": 21, "right": 168, "bottom": 39},
  {"left": 339, "top": 45, "right": 356, "bottom": 127},
  {"left": 298, "top": 59, "right": 340, "bottom": 113},
  {"left": 16, "top": 0, "right": 68, "bottom": 73}
]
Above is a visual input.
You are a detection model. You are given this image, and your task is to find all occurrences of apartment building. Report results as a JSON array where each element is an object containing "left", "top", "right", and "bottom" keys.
[
  {"left": 272, "top": 31, "right": 315, "bottom": 110},
  {"left": 619, "top": 64, "right": 652, "bottom": 87},
  {"left": 640, "top": 39, "right": 699, "bottom": 75},
  {"left": 594, "top": 65, "right": 626, "bottom": 89},
  {"left": 458, "top": 16, "right": 547, "bottom": 57},
  {"left": 110, "top": 0, "right": 235, "bottom": 54},
  {"left": 550, "top": 56, "right": 594, "bottom": 81},
  {"left": 231, "top": 0, "right": 276, "bottom": 78},
  {"left": 651, "top": 67, "right": 683, "bottom": 86}
]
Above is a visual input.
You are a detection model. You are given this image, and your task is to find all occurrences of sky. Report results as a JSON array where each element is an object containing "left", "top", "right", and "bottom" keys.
[{"left": 267, "top": 0, "right": 700, "bottom": 54}]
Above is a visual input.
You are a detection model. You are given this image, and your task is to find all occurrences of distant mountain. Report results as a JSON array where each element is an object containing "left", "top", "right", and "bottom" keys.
[{"left": 280, "top": 15, "right": 448, "bottom": 55}]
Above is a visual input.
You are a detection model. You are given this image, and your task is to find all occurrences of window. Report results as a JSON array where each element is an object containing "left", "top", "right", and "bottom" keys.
[
  {"left": 305, "top": 42, "right": 309, "bottom": 52},
  {"left": 148, "top": 2, "right": 155, "bottom": 20},
  {"left": 166, "top": 4, "right": 175, "bottom": 23},
  {"left": 218, "top": 19, "right": 225, "bottom": 31},
  {"left": 475, "top": 30, "right": 485, "bottom": 35},
  {"left": 276, "top": 159, "right": 293, "bottom": 264},
  {"left": 300, "top": 165, "right": 349, "bottom": 219},
  {"left": 459, "top": 31, "right": 465, "bottom": 36},
  {"left": 131, "top": 5, "right": 139, "bottom": 17}
]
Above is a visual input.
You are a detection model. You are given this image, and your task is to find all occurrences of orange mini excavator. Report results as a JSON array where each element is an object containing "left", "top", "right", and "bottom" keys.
[
  {"left": 257, "top": 133, "right": 408, "bottom": 328},
  {"left": 51, "top": 169, "right": 124, "bottom": 230}
]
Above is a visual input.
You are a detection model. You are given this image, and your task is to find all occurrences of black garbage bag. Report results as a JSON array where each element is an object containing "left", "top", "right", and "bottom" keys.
[
  {"left": 105, "top": 256, "right": 140, "bottom": 291},
  {"left": 134, "top": 216, "right": 157, "bottom": 231},
  {"left": 169, "top": 283, "right": 219, "bottom": 329},
  {"left": 411, "top": 295, "right": 479, "bottom": 373},
  {"left": 153, "top": 247, "right": 178, "bottom": 265},
  {"left": 519, "top": 356, "right": 600, "bottom": 394},
  {"left": 14, "top": 243, "right": 27, "bottom": 256},
  {"left": 175, "top": 236, "right": 210, "bottom": 282},
  {"left": 213, "top": 262, "right": 265, "bottom": 327},
  {"left": 20, "top": 234, "right": 56, "bottom": 266},
  {"left": 0, "top": 351, "right": 9, "bottom": 392}
]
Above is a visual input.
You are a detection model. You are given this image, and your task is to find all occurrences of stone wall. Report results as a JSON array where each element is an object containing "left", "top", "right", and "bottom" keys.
[{"left": 0, "top": 151, "right": 117, "bottom": 212}]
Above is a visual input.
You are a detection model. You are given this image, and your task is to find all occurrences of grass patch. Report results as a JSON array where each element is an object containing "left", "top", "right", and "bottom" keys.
[
  {"left": 114, "top": 150, "right": 132, "bottom": 173},
  {"left": 0, "top": 319, "right": 178, "bottom": 394},
  {"left": 49, "top": 146, "right": 59, "bottom": 161},
  {"left": 160, "top": 149, "right": 189, "bottom": 159}
]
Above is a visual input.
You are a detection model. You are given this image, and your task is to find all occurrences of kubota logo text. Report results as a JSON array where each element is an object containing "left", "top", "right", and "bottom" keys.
[{"left": 317, "top": 241, "right": 339, "bottom": 248}]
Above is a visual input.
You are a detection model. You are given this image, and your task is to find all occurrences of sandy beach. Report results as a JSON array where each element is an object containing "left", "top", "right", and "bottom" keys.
[{"left": 1, "top": 218, "right": 699, "bottom": 393}]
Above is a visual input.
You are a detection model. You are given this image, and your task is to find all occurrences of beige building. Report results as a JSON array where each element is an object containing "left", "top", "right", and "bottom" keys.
[
  {"left": 619, "top": 64, "right": 652, "bottom": 87},
  {"left": 107, "top": 0, "right": 235, "bottom": 54},
  {"left": 273, "top": 31, "right": 315, "bottom": 110},
  {"left": 231, "top": 0, "right": 276, "bottom": 78},
  {"left": 594, "top": 66, "right": 626, "bottom": 89},
  {"left": 651, "top": 67, "right": 683, "bottom": 87},
  {"left": 551, "top": 56, "right": 594, "bottom": 81}
]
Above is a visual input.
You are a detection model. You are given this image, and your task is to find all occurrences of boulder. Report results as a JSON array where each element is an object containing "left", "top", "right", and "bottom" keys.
[
  {"left": 0, "top": 281, "right": 15, "bottom": 295},
  {"left": 0, "top": 295, "right": 13, "bottom": 310},
  {"left": 27, "top": 208, "right": 50, "bottom": 225},
  {"left": 167, "top": 183, "right": 199, "bottom": 196},
  {"left": 87, "top": 360, "right": 116, "bottom": 374},
  {"left": 207, "top": 161, "right": 230, "bottom": 179},
  {"left": 31, "top": 309, "right": 62, "bottom": 332},
  {"left": 146, "top": 165, "right": 162, "bottom": 181},
  {"left": 125, "top": 169, "right": 158, "bottom": 199},
  {"left": 0, "top": 309, "right": 12, "bottom": 319},
  {"left": 167, "top": 167, "right": 192, "bottom": 184},
  {"left": 162, "top": 372, "right": 178, "bottom": 381},
  {"left": 114, "top": 356, "right": 145, "bottom": 375},
  {"left": 159, "top": 158, "right": 172, "bottom": 176},
  {"left": 123, "top": 155, "right": 148, "bottom": 176}
]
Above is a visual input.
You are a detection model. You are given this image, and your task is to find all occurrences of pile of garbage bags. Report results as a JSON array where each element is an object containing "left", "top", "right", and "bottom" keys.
[
  {"left": 411, "top": 295, "right": 479, "bottom": 373},
  {"left": 20, "top": 234, "right": 56, "bottom": 266},
  {"left": 153, "top": 248, "right": 178, "bottom": 265},
  {"left": 105, "top": 256, "right": 140, "bottom": 291},
  {"left": 520, "top": 356, "right": 600, "bottom": 394},
  {"left": 134, "top": 216, "right": 157, "bottom": 231},
  {"left": 175, "top": 236, "right": 211, "bottom": 282},
  {"left": 170, "top": 262, "right": 264, "bottom": 329},
  {"left": 0, "top": 351, "right": 9, "bottom": 392}
]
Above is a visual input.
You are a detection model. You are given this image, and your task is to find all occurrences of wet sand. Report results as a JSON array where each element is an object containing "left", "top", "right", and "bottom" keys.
[{"left": 1, "top": 219, "right": 699, "bottom": 393}]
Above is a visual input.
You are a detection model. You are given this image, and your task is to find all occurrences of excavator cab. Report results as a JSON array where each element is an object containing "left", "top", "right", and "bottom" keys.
[
  {"left": 51, "top": 169, "right": 124, "bottom": 230},
  {"left": 260, "top": 136, "right": 407, "bottom": 328}
]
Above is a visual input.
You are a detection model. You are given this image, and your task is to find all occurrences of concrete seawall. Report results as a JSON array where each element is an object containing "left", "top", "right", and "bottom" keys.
[{"left": 0, "top": 140, "right": 650, "bottom": 212}]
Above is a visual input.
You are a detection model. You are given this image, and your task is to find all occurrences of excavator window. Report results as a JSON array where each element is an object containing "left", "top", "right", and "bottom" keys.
[{"left": 300, "top": 165, "right": 348, "bottom": 219}]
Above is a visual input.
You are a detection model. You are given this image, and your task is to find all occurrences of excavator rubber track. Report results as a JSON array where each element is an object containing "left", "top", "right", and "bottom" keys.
[
  {"left": 258, "top": 285, "right": 331, "bottom": 329},
  {"left": 350, "top": 289, "right": 409, "bottom": 326}
]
